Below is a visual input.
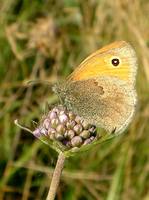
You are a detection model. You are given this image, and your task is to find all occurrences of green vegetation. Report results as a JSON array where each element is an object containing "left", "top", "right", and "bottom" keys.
[{"left": 0, "top": 0, "right": 149, "bottom": 199}]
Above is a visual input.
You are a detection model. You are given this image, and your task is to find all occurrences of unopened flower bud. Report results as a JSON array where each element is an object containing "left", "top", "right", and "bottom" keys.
[
  {"left": 33, "top": 128, "right": 41, "bottom": 138},
  {"left": 82, "top": 121, "right": 91, "bottom": 129},
  {"left": 55, "top": 133, "right": 64, "bottom": 141},
  {"left": 51, "top": 118, "right": 59, "bottom": 128},
  {"left": 66, "top": 120, "right": 76, "bottom": 129},
  {"left": 48, "top": 127, "right": 56, "bottom": 135},
  {"left": 80, "top": 130, "right": 90, "bottom": 139},
  {"left": 49, "top": 111, "right": 57, "bottom": 119},
  {"left": 68, "top": 111, "right": 76, "bottom": 120},
  {"left": 71, "top": 136, "right": 83, "bottom": 147},
  {"left": 65, "top": 130, "right": 75, "bottom": 139},
  {"left": 75, "top": 116, "right": 82, "bottom": 123},
  {"left": 56, "top": 124, "right": 65, "bottom": 134},
  {"left": 73, "top": 124, "right": 83, "bottom": 134},
  {"left": 40, "top": 127, "right": 48, "bottom": 136},
  {"left": 59, "top": 113, "right": 68, "bottom": 123},
  {"left": 43, "top": 119, "right": 51, "bottom": 130},
  {"left": 83, "top": 138, "right": 92, "bottom": 145}
]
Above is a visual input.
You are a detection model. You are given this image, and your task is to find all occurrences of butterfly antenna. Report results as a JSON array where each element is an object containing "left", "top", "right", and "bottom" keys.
[
  {"left": 32, "top": 120, "right": 38, "bottom": 129},
  {"left": 27, "top": 79, "right": 52, "bottom": 86}
]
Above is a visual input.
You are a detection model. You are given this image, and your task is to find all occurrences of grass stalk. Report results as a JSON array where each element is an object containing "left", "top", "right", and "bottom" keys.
[{"left": 46, "top": 152, "right": 65, "bottom": 200}]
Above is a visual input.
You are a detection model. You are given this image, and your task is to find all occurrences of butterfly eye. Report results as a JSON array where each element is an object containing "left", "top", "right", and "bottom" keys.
[{"left": 111, "top": 58, "right": 120, "bottom": 67}]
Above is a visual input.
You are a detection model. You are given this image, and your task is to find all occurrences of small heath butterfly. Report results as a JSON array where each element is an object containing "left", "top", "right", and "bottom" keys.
[{"left": 54, "top": 41, "right": 137, "bottom": 134}]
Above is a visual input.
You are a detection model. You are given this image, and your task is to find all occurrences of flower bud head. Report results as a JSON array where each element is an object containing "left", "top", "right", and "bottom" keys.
[{"left": 32, "top": 105, "right": 100, "bottom": 156}]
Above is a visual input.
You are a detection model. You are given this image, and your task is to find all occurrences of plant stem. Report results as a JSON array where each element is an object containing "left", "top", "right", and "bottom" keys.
[{"left": 46, "top": 152, "right": 65, "bottom": 200}]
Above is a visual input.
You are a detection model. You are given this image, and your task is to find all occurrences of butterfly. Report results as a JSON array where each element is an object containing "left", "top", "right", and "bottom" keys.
[{"left": 53, "top": 41, "right": 137, "bottom": 134}]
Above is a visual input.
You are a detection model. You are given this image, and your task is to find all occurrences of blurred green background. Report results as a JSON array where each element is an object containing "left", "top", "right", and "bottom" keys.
[{"left": 0, "top": 0, "right": 149, "bottom": 199}]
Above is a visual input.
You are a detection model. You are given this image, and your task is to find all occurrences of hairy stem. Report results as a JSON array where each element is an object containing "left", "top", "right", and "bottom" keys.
[{"left": 46, "top": 153, "right": 65, "bottom": 200}]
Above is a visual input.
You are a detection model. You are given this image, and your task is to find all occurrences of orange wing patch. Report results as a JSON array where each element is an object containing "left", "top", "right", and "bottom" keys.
[{"left": 68, "top": 41, "right": 136, "bottom": 83}]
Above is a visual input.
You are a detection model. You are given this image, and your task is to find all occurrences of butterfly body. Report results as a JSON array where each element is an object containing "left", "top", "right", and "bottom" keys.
[{"left": 54, "top": 41, "right": 137, "bottom": 134}]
